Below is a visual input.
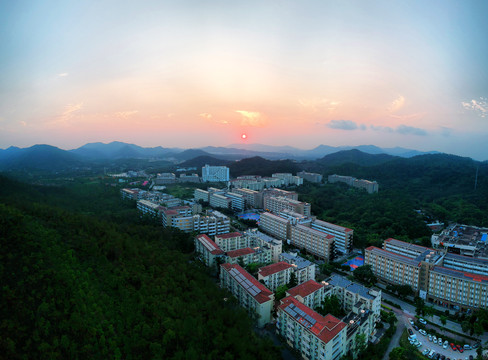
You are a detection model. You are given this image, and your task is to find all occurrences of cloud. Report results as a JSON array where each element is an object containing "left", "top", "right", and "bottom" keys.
[
  {"left": 57, "top": 72, "right": 69, "bottom": 77},
  {"left": 299, "top": 98, "right": 340, "bottom": 112},
  {"left": 236, "top": 110, "right": 266, "bottom": 127},
  {"left": 20, "top": 121, "right": 27, "bottom": 127},
  {"left": 462, "top": 97, "right": 487, "bottom": 118},
  {"left": 327, "top": 120, "right": 360, "bottom": 130},
  {"left": 370, "top": 124, "right": 427, "bottom": 136},
  {"left": 57, "top": 102, "right": 83, "bottom": 124},
  {"left": 200, "top": 112, "right": 228, "bottom": 124},
  {"left": 199, "top": 113, "right": 212, "bottom": 120},
  {"left": 115, "top": 110, "right": 138, "bottom": 119},
  {"left": 388, "top": 95, "right": 405, "bottom": 113}
]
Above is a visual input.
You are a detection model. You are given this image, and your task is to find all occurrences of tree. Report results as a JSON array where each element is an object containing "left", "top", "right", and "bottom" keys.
[
  {"left": 353, "top": 265, "right": 377, "bottom": 286},
  {"left": 414, "top": 297, "right": 425, "bottom": 316},
  {"left": 288, "top": 272, "right": 298, "bottom": 288},
  {"left": 439, "top": 315, "right": 447, "bottom": 326},
  {"left": 389, "top": 347, "right": 404, "bottom": 360},
  {"left": 275, "top": 284, "right": 289, "bottom": 302},
  {"left": 355, "top": 333, "right": 367, "bottom": 356},
  {"left": 317, "top": 295, "right": 344, "bottom": 318}
]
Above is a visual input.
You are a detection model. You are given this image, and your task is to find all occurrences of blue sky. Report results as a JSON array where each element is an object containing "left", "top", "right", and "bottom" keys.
[{"left": 1, "top": 1, "right": 487, "bottom": 160}]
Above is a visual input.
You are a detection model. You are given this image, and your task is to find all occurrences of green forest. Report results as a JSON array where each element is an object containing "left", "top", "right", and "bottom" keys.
[{"left": 0, "top": 176, "right": 281, "bottom": 360}]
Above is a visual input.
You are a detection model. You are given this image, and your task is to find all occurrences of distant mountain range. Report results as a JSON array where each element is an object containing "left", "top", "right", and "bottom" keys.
[{"left": 0, "top": 140, "right": 462, "bottom": 173}]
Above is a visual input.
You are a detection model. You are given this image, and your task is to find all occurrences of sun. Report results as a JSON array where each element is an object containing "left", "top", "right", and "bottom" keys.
[{"left": 241, "top": 134, "right": 247, "bottom": 139}]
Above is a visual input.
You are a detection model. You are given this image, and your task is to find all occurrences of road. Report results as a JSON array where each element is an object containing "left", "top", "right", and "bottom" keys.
[{"left": 383, "top": 307, "right": 406, "bottom": 360}]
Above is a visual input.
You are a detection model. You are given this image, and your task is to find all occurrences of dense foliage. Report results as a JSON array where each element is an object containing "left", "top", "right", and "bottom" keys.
[{"left": 0, "top": 176, "right": 281, "bottom": 359}]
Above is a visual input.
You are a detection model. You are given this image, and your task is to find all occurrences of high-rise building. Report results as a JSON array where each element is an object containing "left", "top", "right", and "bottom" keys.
[
  {"left": 311, "top": 220, "right": 353, "bottom": 255},
  {"left": 202, "top": 165, "right": 229, "bottom": 183}
]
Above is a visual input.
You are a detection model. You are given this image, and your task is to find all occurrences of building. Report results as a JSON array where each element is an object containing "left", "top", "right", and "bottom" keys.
[
  {"left": 328, "top": 174, "right": 379, "bottom": 194},
  {"left": 311, "top": 219, "right": 353, "bottom": 255},
  {"left": 226, "top": 192, "right": 245, "bottom": 211},
  {"left": 264, "top": 196, "right": 311, "bottom": 217},
  {"left": 258, "top": 262, "right": 294, "bottom": 291},
  {"left": 259, "top": 212, "right": 290, "bottom": 241},
  {"left": 179, "top": 173, "right": 200, "bottom": 183},
  {"left": 137, "top": 199, "right": 163, "bottom": 218},
  {"left": 214, "top": 232, "right": 245, "bottom": 252},
  {"left": 209, "top": 193, "right": 232, "bottom": 210},
  {"left": 226, "top": 248, "right": 257, "bottom": 265},
  {"left": 194, "top": 188, "right": 210, "bottom": 203},
  {"left": 276, "top": 296, "right": 347, "bottom": 360},
  {"left": 297, "top": 171, "right": 323, "bottom": 183},
  {"left": 194, "top": 234, "right": 224, "bottom": 267},
  {"left": 286, "top": 280, "right": 331, "bottom": 310},
  {"left": 280, "top": 252, "right": 316, "bottom": 283},
  {"left": 162, "top": 208, "right": 194, "bottom": 232},
  {"left": 262, "top": 188, "right": 299, "bottom": 200},
  {"left": 327, "top": 274, "right": 382, "bottom": 323},
  {"left": 121, "top": 188, "right": 140, "bottom": 200},
  {"left": 289, "top": 224, "right": 335, "bottom": 261},
  {"left": 232, "top": 188, "right": 263, "bottom": 209},
  {"left": 202, "top": 165, "right": 229, "bottom": 183},
  {"left": 272, "top": 173, "right": 304, "bottom": 186},
  {"left": 193, "top": 210, "right": 230, "bottom": 236},
  {"left": 220, "top": 263, "right": 274, "bottom": 328},
  {"left": 432, "top": 223, "right": 488, "bottom": 257},
  {"left": 154, "top": 173, "right": 177, "bottom": 185},
  {"left": 328, "top": 174, "right": 355, "bottom": 186},
  {"left": 263, "top": 177, "right": 283, "bottom": 188},
  {"left": 245, "top": 229, "right": 283, "bottom": 263}
]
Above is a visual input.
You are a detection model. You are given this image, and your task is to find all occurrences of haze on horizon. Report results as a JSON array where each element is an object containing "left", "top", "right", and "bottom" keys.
[{"left": 1, "top": 1, "right": 487, "bottom": 161}]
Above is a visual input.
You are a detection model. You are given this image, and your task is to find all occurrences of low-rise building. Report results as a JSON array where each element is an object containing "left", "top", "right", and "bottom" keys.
[
  {"left": 259, "top": 212, "right": 289, "bottom": 241},
  {"left": 286, "top": 280, "right": 331, "bottom": 310},
  {"left": 264, "top": 196, "right": 311, "bottom": 217},
  {"left": 232, "top": 188, "right": 263, "bottom": 208},
  {"left": 245, "top": 229, "right": 283, "bottom": 263},
  {"left": 220, "top": 263, "right": 274, "bottom": 328},
  {"left": 297, "top": 171, "right": 323, "bottom": 183},
  {"left": 226, "top": 248, "right": 257, "bottom": 266},
  {"left": 276, "top": 296, "right": 347, "bottom": 360},
  {"left": 289, "top": 224, "right": 335, "bottom": 261},
  {"left": 137, "top": 199, "right": 163, "bottom": 217},
  {"left": 193, "top": 210, "right": 230, "bottom": 236},
  {"left": 214, "top": 232, "right": 245, "bottom": 252},
  {"left": 209, "top": 193, "right": 232, "bottom": 210},
  {"left": 194, "top": 188, "right": 210, "bottom": 203},
  {"left": 258, "top": 262, "right": 294, "bottom": 291},
  {"left": 311, "top": 219, "right": 353, "bottom": 255},
  {"left": 194, "top": 234, "right": 224, "bottom": 267},
  {"left": 280, "top": 252, "right": 316, "bottom": 283}
]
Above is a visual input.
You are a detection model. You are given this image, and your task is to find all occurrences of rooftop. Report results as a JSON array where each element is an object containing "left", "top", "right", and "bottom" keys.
[
  {"left": 295, "top": 224, "right": 335, "bottom": 239},
  {"left": 328, "top": 274, "right": 376, "bottom": 300},
  {"left": 431, "top": 265, "right": 488, "bottom": 284},
  {"left": 384, "top": 238, "right": 432, "bottom": 254},
  {"left": 196, "top": 234, "right": 224, "bottom": 255},
  {"left": 279, "top": 296, "right": 346, "bottom": 344},
  {"left": 222, "top": 263, "right": 273, "bottom": 304},
  {"left": 280, "top": 252, "right": 313, "bottom": 270},
  {"left": 366, "top": 246, "right": 421, "bottom": 267},
  {"left": 227, "top": 247, "right": 255, "bottom": 258},
  {"left": 259, "top": 261, "right": 294, "bottom": 277},
  {"left": 313, "top": 219, "right": 353, "bottom": 233},
  {"left": 287, "top": 280, "right": 325, "bottom": 298},
  {"left": 215, "top": 232, "right": 243, "bottom": 239}
]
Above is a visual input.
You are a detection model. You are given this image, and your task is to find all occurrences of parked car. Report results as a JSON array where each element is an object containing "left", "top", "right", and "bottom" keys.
[
  {"left": 450, "top": 343, "right": 457, "bottom": 351},
  {"left": 409, "top": 319, "right": 415, "bottom": 325},
  {"left": 416, "top": 342, "right": 422, "bottom": 348},
  {"left": 464, "top": 345, "right": 471, "bottom": 350},
  {"left": 419, "top": 329, "right": 427, "bottom": 336},
  {"left": 444, "top": 341, "right": 449, "bottom": 349},
  {"left": 434, "top": 353, "right": 440, "bottom": 360},
  {"left": 408, "top": 328, "right": 414, "bottom": 335},
  {"left": 433, "top": 336, "right": 437, "bottom": 344},
  {"left": 413, "top": 325, "right": 419, "bottom": 331},
  {"left": 469, "top": 355, "right": 474, "bottom": 360},
  {"left": 438, "top": 338, "right": 443, "bottom": 345},
  {"left": 457, "top": 345, "right": 464, "bottom": 353},
  {"left": 429, "top": 335, "right": 433, "bottom": 342},
  {"left": 423, "top": 349, "right": 430, "bottom": 356},
  {"left": 472, "top": 343, "right": 480, "bottom": 349},
  {"left": 419, "top": 318, "right": 427, "bottom": 325},
  {"left": 440, "top": 355, "right": 445, "bottom": 360}
]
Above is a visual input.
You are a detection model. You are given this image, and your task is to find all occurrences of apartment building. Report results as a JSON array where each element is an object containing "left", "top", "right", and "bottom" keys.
[
  {"left": 226, "top": 248, "right": 257, "bottom": 266},
  {"left": 328, "top": 174, "right": 379, "bottom": 194},
  {"left": 258, "top": 262, "right": 294, "bottom": 291},
  {"left": 264, "top": 196, "right": 311, "bottom": 217},
  {"left": 194, "top": 234, "right": 224, "bottom": 267},
  {"left": 259, "top": 212, "right": 289, "bottom": 241},
  {"left": 297, "top": 171, "right": 323, "bottom": 183},
  {"left": 276, "top": 296, "right": 347, "bottom": 360},
  {"left": 220, "top": 263, "right": 274, "bottom": 328},
  {"left": 263, "top": 177, "right": 283, "bottom": 188},
  {"left": 209, "top": 193, "right": 232, "bottom": 210},
  {"left": 271, "top": 173, "right": 304, "bottom": 186},
  {"left": 137, "top": 199, "right": 163, "bottom": 217},
  {"left": 230, "top": 178, "right": 265, "bottom": 191},
  {"left": 280, "top": 252, "right": 316, "bottom": 283},
  {"left": 442, "top": 253, "right": 488, "bottom": 277},
  {"left": 121, "top": 188, "right": 140, "bottom": 200},
  {"left": 214, "top": 232, "right": 245, "bottom": 252},
  {"left": 194, "top": 188, "right": 210, "bottom": 203},
  {"left": 193, "top": 210, "right": 230, "bottom": 236},
  {"left": 226, "top": 192, "right": 245, "bottom": 211},
  {"left": 179, "top": 173, "right": 200, "bottom": 183},
  {"left": 162, "top": 208, "right": 193, "bottom": 232},
  {"left": 365, "top": 246, "right": 421, "bottom": 291},
  {"left": 244, "top": 229, "right": 283, "bottom": 262},
  {"left": 427, "top": 266, "right": 488, "bottom": 309},
  {"left": 232, "top": 188, "right": 263, "bottom": 208},
  {"left": 383, "top": 238, "right": 431, "bottom": 258},
  {"left": 327, "top": 274, "right": 382, "bottom": 323},
  {"left": 328, "top": 175, "right": 354, "bottom": 186},
  {"left": 289, "top": 224, "right": 335, "bottom": 261},
  {"left": 286, "top": 280, "right": 331, "bottom": 310},
  {"left": 311, "top": 219, "right": 353, "bottom": 255},
  {"left": 262, "top": 188, "right": 299, "bottom": 200},
  {"left": 202, "top": 165, "right": 229, "bottom": 183}
]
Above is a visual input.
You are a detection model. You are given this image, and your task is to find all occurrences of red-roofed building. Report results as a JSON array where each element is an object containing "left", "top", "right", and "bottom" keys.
[
  {"left": 215, "top": 232, "right": 246, "bottom": 251},
  {"left": 225, "top": 247, "right": 271, "bottom": 266},
  {"left": 258, "top": 262, "right": 294, "bottom": 291},
  {"left": 286, "top": 280, "right": 331, "bottom": 310},
  {"left": 194, "top": 234, "right": 224, "bottom": 267},
  {"left": 220, "top": 263, "right": 274, "bottom": 328},
  {"left": 277, "top": 296, "right": 347, "bottom": 359}
]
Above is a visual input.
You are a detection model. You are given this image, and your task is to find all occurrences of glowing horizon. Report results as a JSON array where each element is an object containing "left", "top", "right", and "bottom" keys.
[{"left": 1, "top": 1, "right": 488, "bottom": 160}]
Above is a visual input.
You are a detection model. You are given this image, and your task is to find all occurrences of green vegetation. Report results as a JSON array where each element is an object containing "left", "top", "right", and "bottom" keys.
[
  {"left": 0, "top": 175, "right": 281, "bottom": 359},
  {"left": 386, "top": 284, "right": 414, "bottom": 300},
  {"left": 352, "top": 265, "right": 377, "bottom": 287},
  {"left": 316, "top": 295, "right": 345, "bottom": 318}
]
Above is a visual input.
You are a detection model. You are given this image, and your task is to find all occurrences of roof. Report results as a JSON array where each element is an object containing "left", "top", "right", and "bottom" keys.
[
  {"left": 287, "top": 280, "right": 324, "bottom": 298},
  {"left": 366, "top": 246, "right": 420, "bottom": 267},
  {"left": 221, "top": 263, "right": 273, "bottom": 304},
  {"left": 216, "top": 232, "right": 243, "bottom": 239},
  {"left": 279, "top": 296, "right": 346, "bottom": 344},
  {"left": 431, "top": 265, "right": 488, "bottom": 284},
  {"left": 444, "top": 252, "right": 488, "bottom": 265},
  {"left": 280, "top": 252, "right": 313, "bottom": 269},
  {"left": 227, "top": 247, "right": 255, "bottom": 258},
  {"left": 196, "top": 234, "right": 224, "bottom": 255},
  {"left": 164, "top": 209, "right": 178, "bottom": 215},
  {"left": 261, "top": 212, "right": 289, "bottom": 223},
  {"left": 313, "top": 219, "right": 353, "bottom": 233},
  {"left": 258, "top": 261, "right": 294, "bottom": 277},
  {"left": 384, "top": 238, "right": 432, "bottom": 253},
  {"left": 295, "top": 224, "right": 335, "bottom": 239}
]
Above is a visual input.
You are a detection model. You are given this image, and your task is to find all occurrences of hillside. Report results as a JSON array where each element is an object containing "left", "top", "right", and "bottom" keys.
[
  {"left": 229, "top": 156, "right": 300, "bottom": 177},
  {"left": 316, "top": 149, "right": 397, "bottom": 167}
]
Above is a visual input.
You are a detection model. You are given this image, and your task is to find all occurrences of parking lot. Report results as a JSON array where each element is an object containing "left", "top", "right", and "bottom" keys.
[{"left": 407, "top": 318, "right": 478, "bottom": 360}]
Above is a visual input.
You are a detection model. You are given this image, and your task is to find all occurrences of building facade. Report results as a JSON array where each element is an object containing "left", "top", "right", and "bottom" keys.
[
  {"left": 258, "top": 262, "right": 294, "bottom": 291},
  {"left": 202, "top": 165, "right": 230, "bottom": 182}
]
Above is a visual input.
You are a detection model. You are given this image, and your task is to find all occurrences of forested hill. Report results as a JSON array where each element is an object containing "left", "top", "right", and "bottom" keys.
[{"left": 0, "top": 176, "right": 281, "bottom": 360}]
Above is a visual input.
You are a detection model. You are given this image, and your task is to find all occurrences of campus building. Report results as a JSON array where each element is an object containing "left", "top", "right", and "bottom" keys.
[
  {"left": 220, "top": 264, "right": 274, "bottom": 328},
  {"left": 202, "top": 165, "right": 229, "bottom": 183},
  {"left": 311, "top": 220, "right": 353, "bottom": 255},
  {"left": 297, "top": 171, "right": 323, "bottom": 183},
  {"left": 258, "top": 262, "right": 294, "bottom": 291},
  {"left": 264, "top": 196, "right": 312, "bottom": 217},
  {"left": 244, "top": 229, "right": 283, "bottom": 263},
  {"left": 272, "top": 173, "right": 304, "bottom": 186},
  {"left": 276, "top": 296, "right": 347, "bottom": 360},
  {"left": 194, "top": 234, "right": 224, "bottom": 267},
  {"left": 328, "top": 174, "right": 379, "bottom": 194},
  {"left": 259, "top": 212, "right": 290, "bottom": 241},
  {"left": 194, "top": 188, "right": 210, "bottom": 203},
  {"left": 280, "top": 252, "right": 316, "bottom": 284},
  {"left": 286, "top": 280, "right": 332, "bottom": 310},
  {"left": 232, "top": 188, "right": 263, "bottom": 208},
  {"left": 214, "top": 232, "right": 245, "bottom": 252},
  {"left": 137, "top": 199, "right": 163, "bottom": 217},
  {"left": 193, "top": 210, "right": 230, "bottom": 236},
  {"left": 289, "top": 224, "right": 335, "bottom": 261}
]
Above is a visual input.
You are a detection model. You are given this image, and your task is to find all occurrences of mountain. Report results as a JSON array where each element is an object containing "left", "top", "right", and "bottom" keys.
[
  {"left": 0, "top": 144, "right": 85, "bottom": 171},
  {"left": 229, "top": 156, "right": 300, "bottom": 177},
  {"left": 70, "top": 141, "right": 179, "bottom": 159},
  {"left": 179, "top": 155, "right": 233, "bottom": 168},
  {"left": 317, "top": 149, "right": 397, "bottom": 167}
]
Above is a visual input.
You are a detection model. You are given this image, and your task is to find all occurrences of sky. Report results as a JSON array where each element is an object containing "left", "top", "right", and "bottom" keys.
[{"left": 1, "top": 1, "right": 488, "bottom": 160}]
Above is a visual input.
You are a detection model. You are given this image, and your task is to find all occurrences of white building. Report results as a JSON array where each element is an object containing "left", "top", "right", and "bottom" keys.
[
  {"left": 280, "top": 252, "right": 316, "bottom": 283},
  {"left": 202, "top": 165, "right": 229, "bottom": 183},
  {"left": 258, "top": 261, "right": 294, "bottom": 291}
]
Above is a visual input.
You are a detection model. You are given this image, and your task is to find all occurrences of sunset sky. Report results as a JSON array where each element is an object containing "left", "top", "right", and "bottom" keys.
[{"left": 1, "top": 1, "right": 488, "bottom": 160}]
